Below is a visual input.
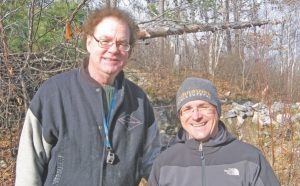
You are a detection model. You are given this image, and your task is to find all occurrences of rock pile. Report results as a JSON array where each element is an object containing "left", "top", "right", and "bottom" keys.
[{"left": 154, "top": 101, "right": 300, "bottom": 150}]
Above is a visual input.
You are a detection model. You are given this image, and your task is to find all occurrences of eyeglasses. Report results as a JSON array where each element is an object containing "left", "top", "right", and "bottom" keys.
[
  {"left": 180, "top": 105, "right": 216, "bottom": 118},
  {"left": 93, "top": 35, "right": 131, "bottom": 52}
]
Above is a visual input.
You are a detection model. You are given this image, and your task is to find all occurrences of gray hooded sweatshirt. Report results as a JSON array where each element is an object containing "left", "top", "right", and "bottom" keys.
[{"left": 148, "top": 121, "right": 280, "bottom": 186}]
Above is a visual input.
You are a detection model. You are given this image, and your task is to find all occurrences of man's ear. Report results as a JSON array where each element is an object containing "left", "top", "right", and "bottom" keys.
[
  {"left": 128, "top": 47, "right": 133, "bottom": 58},
  {"left": 86, "top": 35, "right": 93, "bottom": 53}
]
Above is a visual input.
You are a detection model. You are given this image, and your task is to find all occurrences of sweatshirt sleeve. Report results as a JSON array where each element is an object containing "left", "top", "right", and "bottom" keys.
[
  {"left": 254, "top": 151, "right": 281, "bottom": 186},
  {"left": 141, "top": 120, "right": 161, "bottom": 180},
  {"left": 15, "top": 109, "right": 52, "bottom": 186},
  {"left": 147, "top": 155, "right": 162, "bottom": 186}
]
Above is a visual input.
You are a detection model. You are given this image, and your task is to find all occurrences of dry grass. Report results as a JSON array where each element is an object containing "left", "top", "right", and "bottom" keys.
[
  {"left": 0, "top": 128, "right": 20, "bottom": 186},
  {"left": 223, "top": 105, "right": 300, "bottom": 186}
]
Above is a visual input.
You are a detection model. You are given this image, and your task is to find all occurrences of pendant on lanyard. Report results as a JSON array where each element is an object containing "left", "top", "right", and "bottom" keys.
[
  {"left": 103, "top": 82, "right": 118, "bottom": 165},
  {"left": 106, "top": 150, "right": 115, "bottom": 164},
  {"left": 104, "top": 131, "right": 115, "bottom": 164}
]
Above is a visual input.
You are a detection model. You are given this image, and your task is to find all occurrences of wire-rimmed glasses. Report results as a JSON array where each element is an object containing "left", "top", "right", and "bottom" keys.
[
  {"left": 180, "top": 105, "right": 216, "bottom": 118},
  {"left": 93, "top": 35, "right": 131, "bottom": 52}
]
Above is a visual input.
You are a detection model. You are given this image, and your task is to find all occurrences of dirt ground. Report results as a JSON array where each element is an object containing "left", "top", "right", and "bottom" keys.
[{"left": 0, "top": 128, "right": 19, "bottom": 186}]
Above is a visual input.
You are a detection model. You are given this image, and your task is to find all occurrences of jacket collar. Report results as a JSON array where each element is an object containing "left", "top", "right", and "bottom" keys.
[
  {"left": 79, "top": 58, "right": 125, "bottom": 89},
  {"left": 175, "top": 121, "right": 236, "bottom": 155}
]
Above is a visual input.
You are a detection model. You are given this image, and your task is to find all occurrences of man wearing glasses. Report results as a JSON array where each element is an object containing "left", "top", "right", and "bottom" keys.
[
  {"left": 147, "top": 78, "right": 280, "bottom": 186},
  {"left": 15, "top": 7, "right": 161, "bottom": 186}
]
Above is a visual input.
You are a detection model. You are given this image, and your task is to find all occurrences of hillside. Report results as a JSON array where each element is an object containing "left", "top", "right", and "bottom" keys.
[{"left": 0, "top": 69, "right": 299, "bottom": 186}]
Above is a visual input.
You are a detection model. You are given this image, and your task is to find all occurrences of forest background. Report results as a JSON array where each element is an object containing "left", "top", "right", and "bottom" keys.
[{"left": 0, "top": 0, "right": 300, "bottom": 185}]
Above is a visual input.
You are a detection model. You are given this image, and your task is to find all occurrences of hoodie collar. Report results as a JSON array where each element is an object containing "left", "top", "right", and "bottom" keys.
[{"left": 175, "top": 120, "right": 236, "bottom": 154}]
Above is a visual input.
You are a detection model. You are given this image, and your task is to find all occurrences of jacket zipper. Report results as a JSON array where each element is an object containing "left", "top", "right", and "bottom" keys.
[{"left": 199, "top": 142, "right": 206, "bottom": 186}]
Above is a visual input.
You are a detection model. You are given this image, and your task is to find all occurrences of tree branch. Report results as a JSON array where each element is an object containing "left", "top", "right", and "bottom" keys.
[
  {"left": 138, "top": 21, "right": 269, "bottom": 39},
  {"left": 68, "top": 0, "right": 91, "bottom": 23}
]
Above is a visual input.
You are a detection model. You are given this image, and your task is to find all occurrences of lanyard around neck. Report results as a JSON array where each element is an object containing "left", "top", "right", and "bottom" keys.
[{"left": 102, "top": 82, "right": 118, "bottom": 152}]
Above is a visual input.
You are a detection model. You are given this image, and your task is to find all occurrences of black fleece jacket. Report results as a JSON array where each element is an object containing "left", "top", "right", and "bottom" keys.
[{"left": 15, "top": 59, "right": 161, "bottom": 186}]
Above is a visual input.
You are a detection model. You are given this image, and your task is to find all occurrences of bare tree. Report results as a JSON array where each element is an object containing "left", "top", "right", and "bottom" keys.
[
  {"left": 157, "top": 0, "right": 164, "bottom": 69},
  {"left": 225, "top": 0, "right": 232, "bottom": 51}
]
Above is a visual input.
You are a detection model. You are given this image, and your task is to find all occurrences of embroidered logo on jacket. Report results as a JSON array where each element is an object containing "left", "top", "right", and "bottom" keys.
[
  {"left": 118, "top": 114, "right": 142, "bottom": 130},
  {"left": 224, "top": 168, "right": 240, "bottom": 176}
]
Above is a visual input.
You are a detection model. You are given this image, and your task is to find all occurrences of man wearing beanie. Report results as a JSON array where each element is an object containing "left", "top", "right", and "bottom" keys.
[{"left": 148, "top": 78, "right": 280, "bottom": 186}]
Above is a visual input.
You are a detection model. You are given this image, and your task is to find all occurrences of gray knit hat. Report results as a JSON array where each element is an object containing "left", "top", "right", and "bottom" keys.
[{"left": 176, "top": 78, "right": 221, "bottom": 116}]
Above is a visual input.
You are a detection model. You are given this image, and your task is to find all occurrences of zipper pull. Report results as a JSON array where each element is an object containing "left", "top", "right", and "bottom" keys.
[
  {"left": 199, "top": 142, "right": 204, "bottom": 160},
  {"left": 199, "top": 142, "right": 203, "bottom": 151}
]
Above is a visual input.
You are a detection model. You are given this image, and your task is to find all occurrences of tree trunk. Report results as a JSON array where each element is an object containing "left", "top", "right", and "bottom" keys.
[
  {"left": 157, "top": 0, "right": 164, "bottom": 70},
  {"left": 225, "top": 0, "right": 232, "bottom": 51},
  {"left": 110, "top": 0, "right": 117, "bottom": 7}
]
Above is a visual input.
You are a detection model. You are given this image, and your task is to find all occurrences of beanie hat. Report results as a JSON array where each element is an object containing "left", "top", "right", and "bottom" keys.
[{"left": 176, "top": 78, "right": 222, "bottom": 116}]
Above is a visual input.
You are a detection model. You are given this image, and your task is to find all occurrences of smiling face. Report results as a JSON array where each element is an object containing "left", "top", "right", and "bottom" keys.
[
  {"left": 179, "top": 100, "right": 219, "bottom": 142},
  {"left": 86, "top": 17, "right": 131, "bottom": 85}
]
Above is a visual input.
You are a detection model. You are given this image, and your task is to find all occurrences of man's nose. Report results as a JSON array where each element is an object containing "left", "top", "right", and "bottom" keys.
[
  {"left": 107, "top": 43, "right": 119, "bottom": 53},
  {"left": 191, "top": 109, "right": 203, "bottom": 119}
]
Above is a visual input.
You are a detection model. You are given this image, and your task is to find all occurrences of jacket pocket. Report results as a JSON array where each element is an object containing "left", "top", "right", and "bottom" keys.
[{"left": 52, "top": 155, "right": 64, "bottom": 186}]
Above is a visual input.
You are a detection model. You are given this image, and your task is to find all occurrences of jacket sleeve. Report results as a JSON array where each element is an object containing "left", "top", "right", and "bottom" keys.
[
  {"left": 147, "top": 155, "right": 162, "bottom": 186},
  {"left": 141, "top": 119, "right": 161, "bottom": 180},
  {"left": 15, "top": 109, "right": 52, "bottom": 186},
  {"left": 254, "top": 151, "right": 281, "bottom": 186}
]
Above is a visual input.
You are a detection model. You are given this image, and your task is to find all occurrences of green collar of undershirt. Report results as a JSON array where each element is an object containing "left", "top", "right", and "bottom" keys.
[{"left": 102, "top": 84, "right": 115, "bottom": 117}]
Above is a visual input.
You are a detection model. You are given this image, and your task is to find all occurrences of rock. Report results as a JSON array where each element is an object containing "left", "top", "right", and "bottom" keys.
[
  {"left": 154, "top": 100, "right": 299, "bottom": 149},
  {"left": 225, "top": 91, "right": 231, "bottom": 97},
  {"left": 276, "top": 114, "right": 290, "bottom": 124},
  {"left": 160, "top": 133, "right": 176, "bottom": 151},
  {"left": 227, "top": 118, "right": 233, "bottom": 125},
  {"left": 238, "top": 111, "right": 248, "bottom": 119},
  {"left": 252, "top": 111, "right": 279, "bottom": 128},
  {"left": 232, "top": 102, "right": 248, "bottom": 112},
  {"left": 291, "top": 113, "right": 300, "bottom": 123},
  {"left": 245, "top": 111, "right": 254, "bottom": 117},
  {"left": 237, "top": 115, "right": 245, "bottom": 125},
  {"left": 271, "top": 102, "right": 285, "bottom": 113},
  {"left": 225, "top": 110, "right": 236, "bottom": 118},
  {"left": 252, "top": 103, "right": 267, "bottom": 112},
  {"left": 243, "top": 101, "right": 255, "bottom": 107},
  {"left": 0, "top": 160, "right": 8, "bottom": 168}
]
